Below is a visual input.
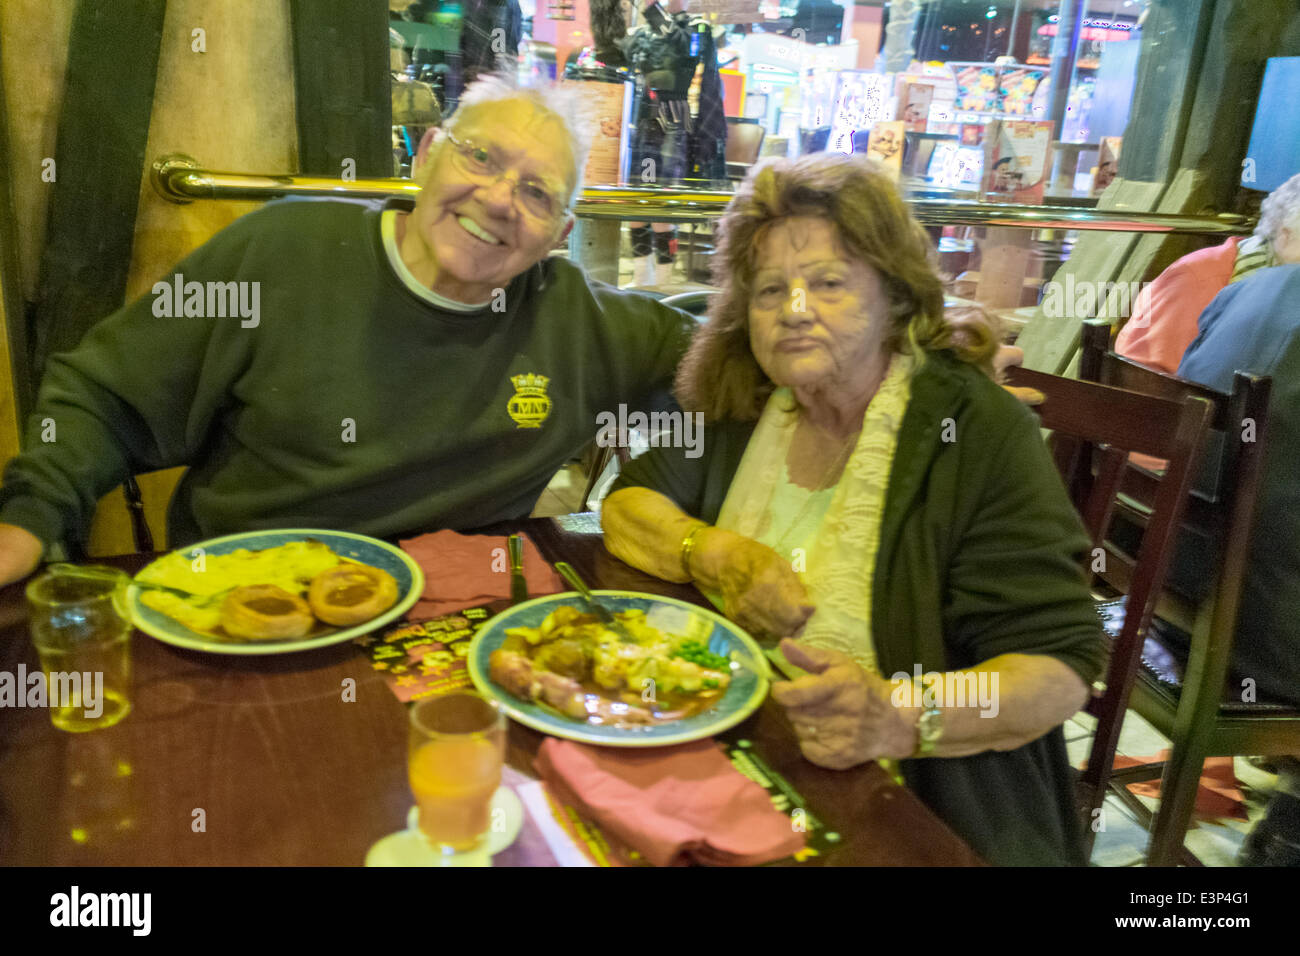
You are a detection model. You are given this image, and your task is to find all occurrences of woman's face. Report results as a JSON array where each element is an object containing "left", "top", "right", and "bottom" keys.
[{"left": 747, "top": 217, "right": 894, "bottom": 392}]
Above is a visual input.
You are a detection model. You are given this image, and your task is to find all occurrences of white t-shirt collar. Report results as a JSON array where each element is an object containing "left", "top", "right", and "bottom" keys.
[{"left": 381, "top": 208, "right": 493, "bottom": 312}]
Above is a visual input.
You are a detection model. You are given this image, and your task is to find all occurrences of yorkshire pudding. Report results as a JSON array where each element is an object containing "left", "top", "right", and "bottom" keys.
[
  {"left": 308, "top": 563, "right": 399, "bottom": 627},
  {"left": 221, "top": 584, "right": 314, "bottom": 640}
]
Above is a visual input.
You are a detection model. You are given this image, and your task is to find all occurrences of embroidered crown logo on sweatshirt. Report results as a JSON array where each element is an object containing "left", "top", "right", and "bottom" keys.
[{"left": 507, "top": 373, "right": 552, "bottom": 428}]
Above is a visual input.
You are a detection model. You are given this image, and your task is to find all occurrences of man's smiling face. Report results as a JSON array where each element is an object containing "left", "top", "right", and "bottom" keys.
[{"left": 402, "top": 98, "right": 577, "bottom": 303}]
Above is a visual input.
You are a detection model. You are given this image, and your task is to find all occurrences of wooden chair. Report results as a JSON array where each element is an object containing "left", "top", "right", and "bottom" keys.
[
  {"left": 1003, "top": 363, "right": 1213, "bottom": 862},
  {"left": 1077, "top": 321, "right": 1300, "bottom": 866}
]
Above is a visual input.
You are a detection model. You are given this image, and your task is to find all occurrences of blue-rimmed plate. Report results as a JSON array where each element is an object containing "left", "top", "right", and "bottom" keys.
[
  {"left": 127, "top": 529, "right": 423, "bottom": 655},
  {"left": 467, "top": 590, "right": 771, "bottom": 747}
]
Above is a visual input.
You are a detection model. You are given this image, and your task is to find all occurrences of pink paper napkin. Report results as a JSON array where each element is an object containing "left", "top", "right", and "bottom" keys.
[
  {"left": 534, "top": 738, "right": 806, "bottom": 867},
  {"left": 399, "top": 529, "right": 565, "bottom": 617}
]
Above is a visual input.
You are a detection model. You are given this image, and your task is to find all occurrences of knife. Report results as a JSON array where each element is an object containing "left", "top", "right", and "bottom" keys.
[
  {"left": 553, "top": 561, "right": 636, "bottom": 643},
  {"left": 507, "top": 534, "right": 529, "bottom": 606}
]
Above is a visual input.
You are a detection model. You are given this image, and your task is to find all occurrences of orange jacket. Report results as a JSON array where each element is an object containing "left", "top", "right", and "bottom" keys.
[{"left": 1115, "top": 237, "right": 1242, "bottom": 374}]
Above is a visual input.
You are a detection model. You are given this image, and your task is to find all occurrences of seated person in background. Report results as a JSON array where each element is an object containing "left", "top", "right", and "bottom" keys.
[
  {"left": 601, "top": 153, "right": 1105, "bottom": 866},
  {"left": 0, "top": 75, "right": 694, "bottom": 586},
  {"left": 1176, "top": 263, "right": 1300, "bottom": 865},
  {"left": 1116, "top": 171, "right": 1300, "bottom": 374}
]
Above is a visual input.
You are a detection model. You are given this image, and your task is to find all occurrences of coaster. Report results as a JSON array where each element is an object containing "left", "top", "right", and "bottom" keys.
[{"left": 365, "top": 786, "right": 524, "bottom": 867}]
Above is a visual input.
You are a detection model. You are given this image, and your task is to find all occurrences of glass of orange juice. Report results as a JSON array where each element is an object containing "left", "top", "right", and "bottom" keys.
[{"left": 408, "top": 692, "right": 505, "bottom": 861}]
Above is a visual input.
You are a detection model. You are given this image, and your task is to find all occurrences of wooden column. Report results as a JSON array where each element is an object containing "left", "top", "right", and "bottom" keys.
[
  {"left": 0, "top": 70, "right": 30, "bottom": 465},
  {"left": 28, "top": 1, "right": 167, "bottom": 378},
  {"left": 89, "top": 0, "right": 301, "bottom": 556},
  {"left": 288, "top": 0, "right": 391, "bottom": 177}
]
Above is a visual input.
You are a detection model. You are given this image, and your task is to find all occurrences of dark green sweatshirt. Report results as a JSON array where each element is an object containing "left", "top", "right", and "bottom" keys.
[
  {"left": 0, "top": 198, "right": 695, "bottom": 549},
  {"left": 613, "top": 351, "right": 1106, "bottom": 866}
]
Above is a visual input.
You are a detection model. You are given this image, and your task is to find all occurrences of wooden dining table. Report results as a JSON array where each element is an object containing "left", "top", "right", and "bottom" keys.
[{"left": 0, "top": 516, "right": 983, "bottom": 866}]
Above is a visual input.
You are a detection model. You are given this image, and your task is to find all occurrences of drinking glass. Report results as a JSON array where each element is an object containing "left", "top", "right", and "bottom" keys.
[
  {"left": 408, "top": 691, "right": 505, "bottom": 860},
  {"left": 26, "top": 564, "right": 132, "bottom": 732}
]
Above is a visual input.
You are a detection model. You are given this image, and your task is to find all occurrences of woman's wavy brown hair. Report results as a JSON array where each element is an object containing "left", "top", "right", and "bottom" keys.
[{"left": 677, "top": 153, "right": 997, "bottom": 421}]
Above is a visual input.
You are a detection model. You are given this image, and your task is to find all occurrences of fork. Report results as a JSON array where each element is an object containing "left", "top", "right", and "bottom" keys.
[{"left": 553, "top": 562, "right": 637, "bottom": 643}]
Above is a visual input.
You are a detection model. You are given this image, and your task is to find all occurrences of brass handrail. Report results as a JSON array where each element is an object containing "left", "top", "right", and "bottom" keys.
[{"left": 151, "top": 155, "right": 1255, "bottom": 235}]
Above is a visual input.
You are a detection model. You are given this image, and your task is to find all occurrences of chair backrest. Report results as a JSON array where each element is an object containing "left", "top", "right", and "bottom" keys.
[
  {"left": 1003, "top": 363, "right": 1213, "bottom": 809},
  {"left": 1004, "top": 366, "right": 1213, "bottom": 604},
  {"left": 725, "top": 117, "right": 765, "bottom": 166},
  {"left": 658, "top": 289, "right": 717, "bottom": 320},
  {"left": 1077, "top": 321, "right": 1275, "bottom": 739},
  {"left": 1078, "top": 321, "right": 1272, "bottom": 633}
]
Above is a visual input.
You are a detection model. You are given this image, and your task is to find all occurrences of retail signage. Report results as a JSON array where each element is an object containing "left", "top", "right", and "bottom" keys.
[
  {"left": 684, "top": 0, "right": 762, "bottom": 23},
  {"left": 982, "top": 119, "right": 1054, "bottom": 204},
  {"left": 560, "top": 78, "right": 632, "bottom": 185}
]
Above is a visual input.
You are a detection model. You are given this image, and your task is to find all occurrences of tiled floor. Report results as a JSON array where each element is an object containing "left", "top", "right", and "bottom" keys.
[
  {"left": 1065, "top": 709, "right": 1275, "bottom": 866},
  {"left": 531, "top": 462, "right": 589, "bottom": 518}
]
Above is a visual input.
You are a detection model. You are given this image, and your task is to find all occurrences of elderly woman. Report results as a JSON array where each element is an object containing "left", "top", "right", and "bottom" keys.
[{"left": 601, "top": 154, "right": 1104, "bottom": 866}]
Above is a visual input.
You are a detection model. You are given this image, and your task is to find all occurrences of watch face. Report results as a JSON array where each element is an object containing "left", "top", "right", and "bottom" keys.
[{"left": 919, "top": 708, "right": 943, "bottom": 742}]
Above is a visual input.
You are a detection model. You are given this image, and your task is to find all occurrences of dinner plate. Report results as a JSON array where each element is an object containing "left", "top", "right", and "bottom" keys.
[
  {"left": 127, "top": 529, "right": 424, "bottom": 655},
  {"left": 467, "top": 590, "right": 771, "bottom": 747}
]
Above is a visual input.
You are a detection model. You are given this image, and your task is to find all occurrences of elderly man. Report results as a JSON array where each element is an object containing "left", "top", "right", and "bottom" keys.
[{"left": 0, "top": 76, "right": 693, "bottom": 585}]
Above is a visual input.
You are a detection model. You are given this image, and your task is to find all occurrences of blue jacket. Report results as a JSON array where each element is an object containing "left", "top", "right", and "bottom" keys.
[{"left": 1178, "top": 264, "right": 1300, "bottom": 706}]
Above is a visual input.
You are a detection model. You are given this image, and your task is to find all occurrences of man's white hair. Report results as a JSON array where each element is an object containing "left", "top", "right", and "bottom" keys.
[
  {"left": 445, "top": 73, "right": 594, "bottom": 208},
  {"left": 1256, "top": 171, "right": 1300, "bottom": 244}
]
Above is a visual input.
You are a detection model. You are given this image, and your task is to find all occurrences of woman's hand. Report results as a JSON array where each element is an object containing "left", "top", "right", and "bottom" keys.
[
  {"left": 769, "top": 639, "right": 916, "bottom": 769},
  {"left": 0, "top": 523, "right": 43, "bottom": 587},
  {"left": 601, "top": 489, "right": 812, "bottom": 637},
  {"left": 993, "top": 345, "right": 1044, "bottom": 406},
  {"left": 692, "top": 528, "right": 814, "bottom": 640}
]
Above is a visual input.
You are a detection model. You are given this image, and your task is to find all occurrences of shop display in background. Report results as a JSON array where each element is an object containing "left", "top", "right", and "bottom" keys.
[
  {"left": 981, "top": 119, "right": 1053, "bottom": 204},
  {"left": 681, "top": 0, "right": 762, "bottom": 25},
  {"left": 1092, "top": 136, "right": 1121, "bottom": 196},
  {"left": 743, "top": 30, "right": 857, "bottom": 137},
  {"left": 564, "top": 78, "right": 634, "bottom": 183},
  {"left": 827, "top": 71, "right": 893, "bottom": 155},
  {"left": 863, "top": 121, "right": 904, "bottom": 176},
  {"left": 954, "top": 64, "right": 1000, "bottom": 112},
  {"left": 927, "top": 140, "right": 983, "bottom": 191},
  {"left": 896, "top": 80, "right": 933, "bottom": 133},
  {"left": 951, "top": 61, "right": 1045, "bottom": 118},
  {"left": 999, "top": 67, "right": 1046, "bottom": 117},
  {"left": 626, "top": 4, "right": 728, "bottom": 184}
]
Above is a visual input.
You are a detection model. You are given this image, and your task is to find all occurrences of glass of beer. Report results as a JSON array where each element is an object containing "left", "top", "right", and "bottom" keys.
[
  {"left": 27, "top": 564, "right": 133, "bottom": 732},
  {"left": 408, "top": 691, "right": 505, "bottom": 860}
]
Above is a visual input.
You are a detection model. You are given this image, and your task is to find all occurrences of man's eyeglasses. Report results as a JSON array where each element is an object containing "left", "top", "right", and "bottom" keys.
[{"left": 444, "top": 132, "right": 567, "bottom": 222}]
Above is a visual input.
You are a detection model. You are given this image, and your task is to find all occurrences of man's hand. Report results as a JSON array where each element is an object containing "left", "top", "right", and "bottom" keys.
[
  {"left": 0, "top": 523, "right": 44, "bottom": 586},
  {"left": 696, "top": 529, "right": 813, "bottom": 640},
  {"left": 770, "top": 639, "right": 917, "bottom": 769}
]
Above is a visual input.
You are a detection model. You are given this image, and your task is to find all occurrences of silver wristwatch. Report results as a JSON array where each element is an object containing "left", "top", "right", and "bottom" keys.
[{"left": 914, "top": 705, "right": 943, "bottom": 757}]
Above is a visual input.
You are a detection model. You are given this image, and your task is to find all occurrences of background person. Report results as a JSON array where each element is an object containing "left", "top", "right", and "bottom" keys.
[
  {"left": 1176, "top": 264, "right": 1300, "bottom": 866},
  {"left": 1116, "top": 171, "right": 1300, "bottom": 374},
  {"left": 600, "top": 153, "right": 1104, "bottom": 865}
]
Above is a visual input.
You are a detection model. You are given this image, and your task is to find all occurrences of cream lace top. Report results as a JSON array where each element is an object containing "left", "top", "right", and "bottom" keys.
[{"left": 713, "top": 352, "right": 916, "bottom": 673}]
